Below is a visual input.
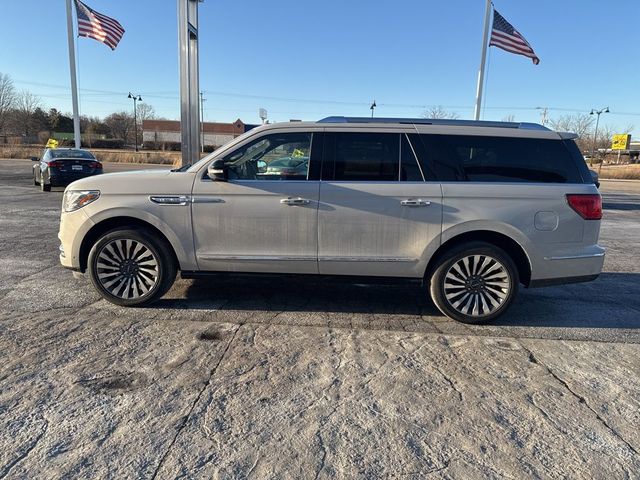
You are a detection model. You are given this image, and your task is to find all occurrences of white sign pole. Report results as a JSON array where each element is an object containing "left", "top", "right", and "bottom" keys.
[
  {"left": 473, "top": 0, "right": 492, "bottom": 121},
  {"left": 65, "top": 0, "right": 81, "bottom": 148}
]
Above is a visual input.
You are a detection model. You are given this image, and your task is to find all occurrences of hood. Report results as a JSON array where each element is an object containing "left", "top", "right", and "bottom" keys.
[{"left": 66, "top": 169, "right": 195, "bottom": 195}]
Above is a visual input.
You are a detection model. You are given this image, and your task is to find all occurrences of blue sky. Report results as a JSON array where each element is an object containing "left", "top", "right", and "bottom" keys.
[{"left": 2, "top": 0, "right": 639, "bottom": 134}]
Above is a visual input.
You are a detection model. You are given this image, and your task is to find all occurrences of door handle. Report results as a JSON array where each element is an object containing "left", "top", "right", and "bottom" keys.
[
  {"left": 280, "top": 197, "right": 311, "bottom": 206},
  {"left": 400, "top": 199, "right": 431, "bottom": 207}
]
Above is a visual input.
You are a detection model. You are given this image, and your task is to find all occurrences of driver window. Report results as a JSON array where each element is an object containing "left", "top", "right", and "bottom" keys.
[{"left": 224, "top": 132, "right": 312, "bottom": 181}]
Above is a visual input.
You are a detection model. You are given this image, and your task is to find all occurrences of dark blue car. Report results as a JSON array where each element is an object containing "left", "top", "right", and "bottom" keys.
[{"left": 33, "top": 148, "right": 103, "bottom": 192}]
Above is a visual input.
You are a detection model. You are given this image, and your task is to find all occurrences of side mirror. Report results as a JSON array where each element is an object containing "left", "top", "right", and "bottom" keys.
[
  {"left": 31, "top": 156, "right": 39, "bottom": 162},
  {"left": 589, "top": 169, "right": 600, "bottom": 189},
  {"left": 207, "top": 159, "right": 228, "bottom": 181},
  {"left": 257, "top": 160, "right": 267, "bottom": 174}
]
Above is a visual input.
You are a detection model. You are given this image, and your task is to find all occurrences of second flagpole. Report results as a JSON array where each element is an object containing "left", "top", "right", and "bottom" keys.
[
  {"left": 65, "top": 0, "right": 81, "bottom": 148},
  {"left": 473, "top": 0, "right": 492, "bottom": 120}
]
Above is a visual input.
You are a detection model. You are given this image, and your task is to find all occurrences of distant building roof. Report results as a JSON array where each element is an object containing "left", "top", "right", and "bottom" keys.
[{"left": 143, "top": 118, "right": 246, "bottom": 135}]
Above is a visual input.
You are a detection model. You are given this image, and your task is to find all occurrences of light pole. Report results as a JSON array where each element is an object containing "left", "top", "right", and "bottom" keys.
[
  {"left": 370, "top": 100, "right": 376, "bottom": 118},
  {"left": 128, "top": 92, "right": 142, "bottom": 152},
  {"left": 590, "top": 106, "right": 608, "bottom": 169}
]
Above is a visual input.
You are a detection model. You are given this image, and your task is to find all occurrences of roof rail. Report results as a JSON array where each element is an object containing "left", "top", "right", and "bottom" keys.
[{"left": 317, "top": 116, "right": 549, "bottom": 131}]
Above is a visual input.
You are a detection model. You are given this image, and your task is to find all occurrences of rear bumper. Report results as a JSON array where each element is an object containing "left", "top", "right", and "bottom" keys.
[
  {"left": 49, "top": 170, "right": 102, "bottom": 186},
  {"left": 529, "top": 246, "right": 605, "bottom": 286}
]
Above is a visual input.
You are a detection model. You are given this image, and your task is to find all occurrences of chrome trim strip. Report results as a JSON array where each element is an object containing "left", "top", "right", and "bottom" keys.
[
  {"left": 319, "top": 256, "right": 418, "bottom": 263},
  {"left": 198, "top": 254, "right": 316, "bottom": 261},
  {"left": 149, "top": 195, "right": 190, "bottom": 206},
  {"left": 544, "top": 252, "right": 605, "bottom": 261},
  {"left": 191, "top": 196, "right": 225, "bottom": 204}
]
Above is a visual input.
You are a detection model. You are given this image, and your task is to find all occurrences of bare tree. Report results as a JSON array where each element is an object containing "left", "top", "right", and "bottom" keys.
[
  {"left": 549, "top": 114, "right": 595, "bottom": 152},
  {"left": 104, "top": 111, "right": 135, "bottom": 144},
  {"left": 0, "top": 73, "right": 16, "bottom": 133},
  {"left": 136, "top": 103, "right": 156, "bottom": 123},
  {"left": 501, "top": 114, "right": 516, "bottom": 122},
  {"left": 10, "top": 90, "right": 42, "bottom": 136},
  {"left": 422, "top": 105, "right": 459, "bottom": 119}
]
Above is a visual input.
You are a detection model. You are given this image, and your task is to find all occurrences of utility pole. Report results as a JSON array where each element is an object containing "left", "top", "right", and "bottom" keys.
[
  {"left": 536, "top": 106, "right": 548, "bottom": 126},
  {"left": 200, "top": 91, "right": 206, "bottom": 153},
  {"left": 590, "top": 106, "right": 609, "bottom": 172},
  {"left": 128, "top": 92, "right": 142, "bottom": 152},
  {"left": 370, "top": 100, "right": 376, "bottom": 118}
]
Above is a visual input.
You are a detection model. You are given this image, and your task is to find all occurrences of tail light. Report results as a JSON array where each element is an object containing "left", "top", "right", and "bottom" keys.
[
  {"left": 89, "top": 162, "right": 102, "bottom": 169},
  {"left": 47, "top": 160, "right": 63, "bottom": 168},
  {"left": 566, "top": 194, "right": 602, "bottom": 220}
]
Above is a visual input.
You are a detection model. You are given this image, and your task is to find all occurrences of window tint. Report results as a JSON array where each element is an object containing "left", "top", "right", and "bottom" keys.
[
  {"left": 328, "top": 132, "right": 399, "bottom": 181},
  {"left": 400, "top": 134, "right": 424, "bottom": 181},
  {"left": 224, "top": 132, "right": 311, "bottom": 181},
  {"left": 412, "top": 134, "right": 585, "bottom": 183}
]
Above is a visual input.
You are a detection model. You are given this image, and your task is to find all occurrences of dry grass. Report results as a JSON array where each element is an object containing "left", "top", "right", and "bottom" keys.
[
  {"left": 598, "top": 164, "right": 640, "bottom": 180},
  {"left": 0, "top": 145, "right": 182, "bottom": 166}
]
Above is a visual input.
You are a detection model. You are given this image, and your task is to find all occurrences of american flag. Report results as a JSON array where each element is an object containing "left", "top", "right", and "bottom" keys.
[
  {"left": 74, "top": 0, "right": 125, "bottom": 50},
  {"left": 489, "top": 9, "right": 539, "bottom": 65}
]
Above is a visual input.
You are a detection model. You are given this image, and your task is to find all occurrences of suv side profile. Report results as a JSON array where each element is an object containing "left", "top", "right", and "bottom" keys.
[{"left": 58, "top": 117, "right": 604, "bottom": 323}]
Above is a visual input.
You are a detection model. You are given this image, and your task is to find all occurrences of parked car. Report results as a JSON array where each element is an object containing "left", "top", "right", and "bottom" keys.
[
  {"left": 33, "top": 148, "right": 103, "bottom": 192},
  {"left": 260, "top": 156, "right": 309, "bottom": 179},
  {"left": 58, "top": 117, "right": 604, "bottom": 323}
]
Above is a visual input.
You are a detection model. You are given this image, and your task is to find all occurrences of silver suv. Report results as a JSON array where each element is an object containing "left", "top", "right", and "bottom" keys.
[{"left": 58, "top": 117, "right": 604, "bottom": 323}]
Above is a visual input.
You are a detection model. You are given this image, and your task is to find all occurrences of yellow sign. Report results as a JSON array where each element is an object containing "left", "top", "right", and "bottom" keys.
[
  {"left": 611, "top": 134, "right": 631, "bottom": 150},
  {"left": 46, "top": 138, "right": 59, "bottom": 149}
]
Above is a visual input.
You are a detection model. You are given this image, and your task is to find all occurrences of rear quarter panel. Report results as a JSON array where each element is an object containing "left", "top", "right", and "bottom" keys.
[{"left": 440, "top": 182, "right": 602, "bottom": 281}]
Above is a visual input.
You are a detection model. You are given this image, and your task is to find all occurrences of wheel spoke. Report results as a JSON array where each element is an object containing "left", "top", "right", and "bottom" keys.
[
  {"left": 443, "top": 254, "right": 511, "bottom": 318},
  {"left": 96, "top": 239, "right": 159, "bottom": 300}
]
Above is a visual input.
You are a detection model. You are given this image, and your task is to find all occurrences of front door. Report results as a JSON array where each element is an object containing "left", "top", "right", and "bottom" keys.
[
  {"left": 191, "top": 131, "right": 320, "bottom": 274},
  {"left": 318, "top": 131, "right": 443, "bottom": 278}
]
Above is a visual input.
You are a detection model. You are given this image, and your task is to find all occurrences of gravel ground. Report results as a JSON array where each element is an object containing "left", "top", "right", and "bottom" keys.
[{"left": 0, "top": 159, "right": 639, "bottom": 479}]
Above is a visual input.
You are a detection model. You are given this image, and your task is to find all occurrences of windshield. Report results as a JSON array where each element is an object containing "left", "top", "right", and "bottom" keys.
[{"left": 50, "top": 149, "right": 95, "bottom": 159}]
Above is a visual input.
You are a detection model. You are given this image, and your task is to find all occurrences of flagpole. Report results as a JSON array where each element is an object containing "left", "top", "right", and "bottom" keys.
[
  {"left": 65, "top": 0, "right": 81, "bottom": 148},
  {"left": 473, "top": 0, "right": 492, "bottom": 120}
]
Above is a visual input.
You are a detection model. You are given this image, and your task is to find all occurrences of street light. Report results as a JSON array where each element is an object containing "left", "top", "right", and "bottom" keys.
[
  {"left": 128, "top": 92, "right": 143, "bottom": 152},
  {"left": 589, "top": 106, "right": 609, "bottom": 168}
]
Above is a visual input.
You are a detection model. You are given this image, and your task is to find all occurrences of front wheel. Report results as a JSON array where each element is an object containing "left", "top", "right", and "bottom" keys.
[
  {"left": 429, "top": 242, "right": 519, "bottom": 324},
  {"left": 88, "top": 228, "right": 177, "bottom": 306}
]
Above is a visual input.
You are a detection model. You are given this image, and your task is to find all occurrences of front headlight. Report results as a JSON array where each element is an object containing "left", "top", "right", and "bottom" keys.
[{"left": 63, "top": 190, "right": 100, "bottom": 212}]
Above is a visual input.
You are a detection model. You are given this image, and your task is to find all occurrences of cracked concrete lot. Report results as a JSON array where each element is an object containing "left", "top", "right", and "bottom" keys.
[{"left": 1, "top": 159, "right": 639, "bottom": 479}]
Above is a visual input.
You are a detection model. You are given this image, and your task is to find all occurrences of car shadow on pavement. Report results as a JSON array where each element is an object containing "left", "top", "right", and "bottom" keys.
[{"left": 150, "top": 272, "right": 640, "bottom": 332}]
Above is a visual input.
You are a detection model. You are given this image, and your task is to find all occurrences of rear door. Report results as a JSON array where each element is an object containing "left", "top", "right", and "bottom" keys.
[{"left": 318, "top": 131, "right": 443, "bottom": 278}]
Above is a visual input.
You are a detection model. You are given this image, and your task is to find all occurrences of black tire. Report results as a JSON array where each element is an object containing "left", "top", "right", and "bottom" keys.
[
  {"left": 429, "top": 241, "right": 519, "bottom": 324},
  {"left": 87, "top": 228, "right": 177, "bottom": 307}
]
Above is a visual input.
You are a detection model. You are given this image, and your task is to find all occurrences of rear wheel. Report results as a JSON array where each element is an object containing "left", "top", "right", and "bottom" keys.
[
  {"left": 429, "top": 242, "right": 519, "bottom": 324},
  {"left": 88, "top": 228, "right": 177, "bottom": 306}
]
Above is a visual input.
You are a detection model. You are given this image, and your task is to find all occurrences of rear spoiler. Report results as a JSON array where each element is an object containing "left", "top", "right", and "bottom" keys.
[{"left": 558, "top": 132, "right": 579, "bottom": 140}]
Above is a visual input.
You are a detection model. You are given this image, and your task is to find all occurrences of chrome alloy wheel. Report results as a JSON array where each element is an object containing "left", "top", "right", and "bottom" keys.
[
  {"left": 95, "top": 239, "right": 159, "bottom": 300},
  {"left": 443, "top": 255, "right": 511, "bottom": 318}
]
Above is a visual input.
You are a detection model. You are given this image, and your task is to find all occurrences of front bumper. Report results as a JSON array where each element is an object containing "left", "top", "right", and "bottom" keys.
[{"left": 58, "top": 207, "right": 95, "bottom": 271}]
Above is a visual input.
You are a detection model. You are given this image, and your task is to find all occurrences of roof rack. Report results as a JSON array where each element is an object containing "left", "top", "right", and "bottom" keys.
[{"left": 317, "top": 116, "right": 549, "bottom": 131}]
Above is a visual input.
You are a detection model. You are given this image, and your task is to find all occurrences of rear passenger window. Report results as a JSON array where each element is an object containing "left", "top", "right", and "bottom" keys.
[
  {"left": 327, "top": 133, "right": 399, "bottom": 181},
  {"left": 412, "top": 134, "right": 585, "bottom": 183},
  {"left": 401, "top": 134, "right": 424, "bottom": 181}
]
